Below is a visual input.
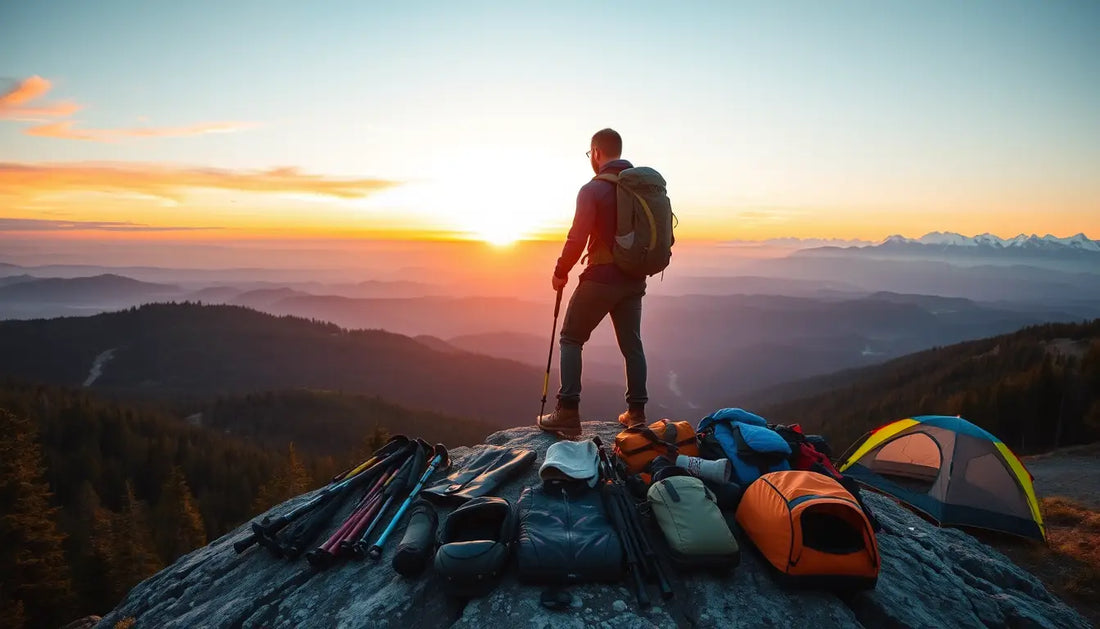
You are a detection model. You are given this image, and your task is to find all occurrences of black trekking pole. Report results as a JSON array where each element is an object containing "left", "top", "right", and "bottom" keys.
[
  {"left": 278, "top": 443, "right": 417, "bottom": 559},
  {"left": 234, "top": 435, "right": 410, "bottom": 554},
  {"left": 350, "top": 440, "right": 429, "bottom": 558},
  {"left": 367, "top": 443, "right": 450, "bottom": 561},
  {"left": 305, "top": 466, "right": 398, "bottom": 569},
  {"left": 538, "top": 287, "right": 564, "bottom": 419},
  {"left": 593, "top": 437, "right": 650, "bottom": 607},
  {"left": 594, "top": 437, "right": 674, "bottom": 601}
]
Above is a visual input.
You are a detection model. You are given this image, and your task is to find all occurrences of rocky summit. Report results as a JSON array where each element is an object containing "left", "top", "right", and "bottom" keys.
[{"left": 96, "top": 423, "right": 1087, "bottom": 629}]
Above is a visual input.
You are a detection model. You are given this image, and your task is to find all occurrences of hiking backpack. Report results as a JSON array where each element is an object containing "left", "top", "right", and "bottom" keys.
[
  {"left": 647, "top": 475, "right": 740, "bottom": 570},
  {"left": 594, "top": 167, "right": 675, "bottom": 277},
  {"left": 736, "top": 470, "right": 880, "bottom": 590}
]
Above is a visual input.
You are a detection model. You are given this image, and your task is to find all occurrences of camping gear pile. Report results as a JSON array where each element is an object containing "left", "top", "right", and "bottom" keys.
[
  {"left": 612, "top": 411, "right": 882, "bottom": 589},
  {"left": 234, "top": 408, "right": 900, "bottom": 609}
]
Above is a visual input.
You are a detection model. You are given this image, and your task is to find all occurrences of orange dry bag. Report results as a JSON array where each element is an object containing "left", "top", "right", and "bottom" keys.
[{"left": 614, "top": 419, "right": 699, "bottom": 475}]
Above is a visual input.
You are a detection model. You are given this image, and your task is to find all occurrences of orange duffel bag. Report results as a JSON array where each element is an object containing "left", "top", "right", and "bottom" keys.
[
  {"left": 735, "top": 470, "right": 879, "bottom": 590},
  {"left": 614, "top": 419, "right": 699, "bottom": 474}
]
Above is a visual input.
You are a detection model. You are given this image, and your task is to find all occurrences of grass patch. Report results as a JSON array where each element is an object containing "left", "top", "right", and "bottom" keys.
[
  {"left": 987, "top": 495, "right": 1100, "bottom": 626},
  {"left": 1041, "top": 497, "right": 1100, "bottom": 567}
]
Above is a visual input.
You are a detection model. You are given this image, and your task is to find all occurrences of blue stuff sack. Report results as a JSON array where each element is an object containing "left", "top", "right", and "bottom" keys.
[{"left": 698, "top": 408, "right": 791, "bottom": 486}]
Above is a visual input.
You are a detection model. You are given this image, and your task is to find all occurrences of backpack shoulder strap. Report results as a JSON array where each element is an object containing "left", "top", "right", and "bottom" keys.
[{"left": 593, "top": 173, "right": 620, "bottom": 184}]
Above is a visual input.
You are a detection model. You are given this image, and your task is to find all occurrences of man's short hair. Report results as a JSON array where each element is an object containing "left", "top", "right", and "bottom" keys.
[{"left": 591, "top": 128, "right": 622, "bottom": 158}]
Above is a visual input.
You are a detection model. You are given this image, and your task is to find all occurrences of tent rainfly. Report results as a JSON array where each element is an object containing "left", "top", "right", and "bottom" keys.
[{"left": 838, "top": 415, "right": 1045, "bottom": 541}]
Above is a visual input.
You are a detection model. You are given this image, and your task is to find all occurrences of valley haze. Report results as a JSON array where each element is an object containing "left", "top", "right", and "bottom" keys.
[{"left": 2, "top": 232, "right": 1098, "bottom": 423}]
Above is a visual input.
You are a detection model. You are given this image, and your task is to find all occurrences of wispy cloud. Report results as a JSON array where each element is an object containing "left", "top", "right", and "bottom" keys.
[
  {"left": 0, "top": 75, "right": 254, "bottom": 140},
  {"left": 24, "top": 120, "right": 256, "bottom": 142},
  {"left": 0, "top": 162, "right": 401, "bottom": 200},
  {"left": 0, "top": 217, "right": 220, "bottom": 232},
  {"left": 0, "top": 76, "right": 81, "bottom": 120}
]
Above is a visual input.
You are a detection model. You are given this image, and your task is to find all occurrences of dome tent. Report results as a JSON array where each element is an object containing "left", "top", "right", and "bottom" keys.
[{"left": 838, "top": 416, "right": 1045, "bottom": 541}]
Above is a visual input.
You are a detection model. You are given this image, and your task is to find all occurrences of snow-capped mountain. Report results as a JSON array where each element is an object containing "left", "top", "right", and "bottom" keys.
[
  {"left": 723, "top": 237, "right": 875, "bottom": 249},
  {"left": 881, "top": 232, "right": 1100, "bottom": 253}
]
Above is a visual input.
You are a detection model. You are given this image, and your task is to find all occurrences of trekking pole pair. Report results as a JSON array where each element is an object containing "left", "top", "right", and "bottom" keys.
[
  {"left": 305, "top": 464, "right": 401, "bottom": 569},
  {"left": 234, "top": 435, "right": 411, "bottom": 556},
  {"left": 366, "top": 443, "right": 449, "bottom": 561},
  {"left": 593, "top": 436, "right": 673, "bottom": 607},
  {"left": 279, "top": 442, "right": 420, "bottom": 559},
  {"left": 307, "top": 439, "right": 429, "bottom": 568},
  {"left": 350, "top": 440, "right": 432, "bottom": 558}
]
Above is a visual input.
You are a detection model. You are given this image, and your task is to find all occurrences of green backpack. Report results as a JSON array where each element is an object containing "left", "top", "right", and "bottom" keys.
[
  {"left": 594, "top": 167, "right": 675, "bottom": 277},
  {"left": 647, "top": 475, "right": 740, "bottom": 570}
]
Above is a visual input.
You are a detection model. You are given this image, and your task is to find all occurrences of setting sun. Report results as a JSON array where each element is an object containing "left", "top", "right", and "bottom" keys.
[{"left": 470, "top": 221, "right": 523, "bottom": 246}]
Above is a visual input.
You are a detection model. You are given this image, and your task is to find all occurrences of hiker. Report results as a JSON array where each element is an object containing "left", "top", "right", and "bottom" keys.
[{"left": 538, "top": 128, "right": 649, "bottom": 437}]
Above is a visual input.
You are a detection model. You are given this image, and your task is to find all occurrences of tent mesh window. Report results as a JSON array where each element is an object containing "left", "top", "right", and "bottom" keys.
[{"left": 863, "top": 430, "right": 947, "bottom": 494}]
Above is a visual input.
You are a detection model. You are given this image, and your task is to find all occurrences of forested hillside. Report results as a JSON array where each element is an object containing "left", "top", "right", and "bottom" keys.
[
  {"left": 0, "top": 303, "right": 623, "bottom": 426},
  {"left": 757, "top": 319, "right": 1100, "bottom": 454},
  {"left": 0, "top": 381, "right": 384, "bottom": 626}
]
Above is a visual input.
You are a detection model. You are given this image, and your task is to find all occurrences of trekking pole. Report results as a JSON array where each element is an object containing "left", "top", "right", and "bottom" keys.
[
  {"left": 279, "top": 443, "right": 416, "bottom": 559},
  {"left": 624, "top": 486, "right": 673, "bottom": 598},
  {"left": 250, "top": 443, "right": 409, "bottom": 556},
  {"left": 234, "top": 436, "right": 410, "bottom": 554},
  {"left": 608, "top": 451, "right": 673, "bottom": 599},
  {"left": 595, "top": 437, "right": 674, "bottom": 601},
  {"left": 305, "top": 467, "right": 397, "bottom": 569},
  {"left": 538, "top": 287, "right": 564, "bottom": 419},
  {"left": 593, "top": 438, "right": 650, "bottom": 608},
  {"left": 331, "top": 435, "right": 410, "bottom": 482},
  {"left": 367, "top": 443, "right": 450, "bottom": 561},
  {"left": 350, "top": 440, "right": 429, "bottom": 558}
]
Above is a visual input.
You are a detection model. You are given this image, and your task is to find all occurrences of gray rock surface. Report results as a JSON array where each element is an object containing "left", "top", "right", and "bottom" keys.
[{"left": 97, "top": 423, "right": 1089, "bottom": 629}]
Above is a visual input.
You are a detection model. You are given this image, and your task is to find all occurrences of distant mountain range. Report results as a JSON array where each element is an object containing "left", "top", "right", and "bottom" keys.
[
  {"left": 799, "top": 232, "right": 1100, "bottom": 267},
  {"left": 882, "top": 231, "right": 1100, "bottom": 252},
  {"left": 0, "top": 273, "right": 178, "bottom": 303}
]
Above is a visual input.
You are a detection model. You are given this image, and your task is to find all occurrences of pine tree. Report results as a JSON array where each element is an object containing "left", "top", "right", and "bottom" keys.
[
  {"left": 286, "top": 443, "right": 310, "bottom": 497},
  {"left": 152, "top": 467, "right": 207, "bottom": 564},
  {"left": 353, "top": 425, "right": 391, "bottom": 465},
  {"left": 93, "top": 484, "right": 163, "bottom": 602},
  {"left": 0, "top": 409, "right": 75, "bottom": 628},
  {"left": 252, "top": 443, "right": 311, "bottom": 513}
]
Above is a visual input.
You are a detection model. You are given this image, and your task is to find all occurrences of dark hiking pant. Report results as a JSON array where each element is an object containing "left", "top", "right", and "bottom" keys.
[{"left": 558, "top": 278, "right": 647, "bottom": 408}]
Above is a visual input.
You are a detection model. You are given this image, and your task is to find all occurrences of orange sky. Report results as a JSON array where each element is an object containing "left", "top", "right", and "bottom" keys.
[{"left": 3, "top": 2, "right": 1098, "bottom": 246}]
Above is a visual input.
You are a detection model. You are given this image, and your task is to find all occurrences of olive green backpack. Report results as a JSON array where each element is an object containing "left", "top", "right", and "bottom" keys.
[
  {"left": 594, "top": 167, "right": 675, "bottom": 277},
  {"left": 647, "top": 475, "right": 740, "bottom": 569}
]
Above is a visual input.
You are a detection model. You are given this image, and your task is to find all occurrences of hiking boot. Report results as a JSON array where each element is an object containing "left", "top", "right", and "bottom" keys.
[
  {"left": 538, "top": 404, "right": 581, "bottom": 437},
  {"left": 618, "top": 406, "right": 646, "bottom": 428}
]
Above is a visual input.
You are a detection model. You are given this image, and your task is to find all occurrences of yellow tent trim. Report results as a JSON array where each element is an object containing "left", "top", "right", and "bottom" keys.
[
  {"left": 993, "top": 441, "right": 1046, "bottom": 540},
  {"left": 838, "top": 418, "right": 919, "bottom": 472}
]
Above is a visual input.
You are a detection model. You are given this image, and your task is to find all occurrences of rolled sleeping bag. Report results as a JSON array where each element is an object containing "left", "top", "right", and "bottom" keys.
[{"left": 392, "top": 499, "right": 439, "bottom": 577}]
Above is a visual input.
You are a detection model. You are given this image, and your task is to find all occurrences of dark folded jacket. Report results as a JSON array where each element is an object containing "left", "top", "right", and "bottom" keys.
[
  {"left": 423, "top": 445, "right": 536, "bottom": 504},
  {"left": 516, "top": 480, "right": 623, "bottom": 584}
]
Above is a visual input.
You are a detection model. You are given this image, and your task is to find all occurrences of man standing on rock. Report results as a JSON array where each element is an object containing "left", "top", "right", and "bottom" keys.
[{"left": 538, "top": 128, "right": 649, "bottom": 438}]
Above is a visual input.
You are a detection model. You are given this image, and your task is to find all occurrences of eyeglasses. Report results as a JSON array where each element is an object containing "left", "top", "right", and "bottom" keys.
[{"left": 586, "top": 149, "right": 593, "bottom": 158}]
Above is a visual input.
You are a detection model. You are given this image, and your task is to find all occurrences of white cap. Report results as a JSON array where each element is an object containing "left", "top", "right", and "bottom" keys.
[{"left": 539, "top": 440, "right": 599, "bottom": 487}]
